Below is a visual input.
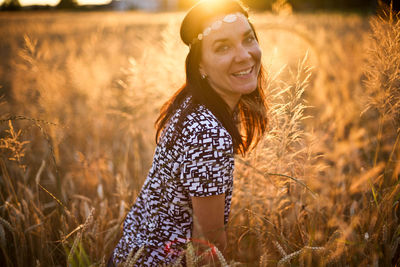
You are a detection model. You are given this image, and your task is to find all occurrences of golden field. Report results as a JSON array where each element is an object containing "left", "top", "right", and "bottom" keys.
[{"left": 0, "top": 4, "right": 399, "bottom": 266}]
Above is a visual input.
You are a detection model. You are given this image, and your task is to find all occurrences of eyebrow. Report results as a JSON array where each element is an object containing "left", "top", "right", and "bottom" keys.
[{"left": 212, "top": 29, "right": 253, "bottom": 45}]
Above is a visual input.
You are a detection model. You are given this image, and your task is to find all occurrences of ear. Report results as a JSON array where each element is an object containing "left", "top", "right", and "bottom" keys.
[{"left": 199, "top": 63, "right": 206, "bottom": 77}]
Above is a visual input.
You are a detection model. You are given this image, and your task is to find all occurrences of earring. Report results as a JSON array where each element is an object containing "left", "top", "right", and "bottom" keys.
[{"left": 201, "top": 74, "right": 207, "bottom": 79}]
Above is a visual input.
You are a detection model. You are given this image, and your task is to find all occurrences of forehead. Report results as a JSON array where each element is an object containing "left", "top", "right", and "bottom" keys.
[{"left": 202, "top": 14, "right": 252, "bottom": 42}]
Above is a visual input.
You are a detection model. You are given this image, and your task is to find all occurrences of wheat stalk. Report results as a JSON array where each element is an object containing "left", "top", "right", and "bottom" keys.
[
  {"left": 67, "top": 208, "right": 95, "bottom": 263},
  {"left": 124, "top": 246, "right": 145, "bottom": 267},
  {"left": 0, "top": 217, "right": 16, "bottom": 233},
  {"left": 185, "top": 242, "right": 195, "bottom": 267},
  {"left": 278, "top": 246, "right": 325, "bottom": 266},
  {"left": 0, "top": 224, "right": 6, "bottom": 249},
  {"left": 213, "top": 245, "right": 228, "bottom": 267}
]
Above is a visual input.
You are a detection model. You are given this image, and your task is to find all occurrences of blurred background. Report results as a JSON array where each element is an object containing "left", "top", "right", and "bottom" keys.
[{"left": 1, "top": 0, "right": 399, "bottom": 266}]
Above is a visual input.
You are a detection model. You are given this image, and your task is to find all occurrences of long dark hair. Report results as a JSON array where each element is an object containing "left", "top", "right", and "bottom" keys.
[{"left": 155, "top": 22, "right": 268, "bottom": 155}]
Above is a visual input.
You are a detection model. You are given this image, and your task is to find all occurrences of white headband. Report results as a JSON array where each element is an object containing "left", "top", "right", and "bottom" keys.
[{"left": 189, "top": 12, "right": 247, "bottom": 48}]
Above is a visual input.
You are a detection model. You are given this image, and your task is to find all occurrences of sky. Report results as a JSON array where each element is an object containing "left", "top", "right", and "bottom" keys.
[{"left": 1, "top": 0, "right": 112, "bottom": 6}]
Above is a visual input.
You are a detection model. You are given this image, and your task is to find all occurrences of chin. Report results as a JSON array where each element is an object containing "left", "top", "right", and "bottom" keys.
[{"left": 238, "top": 83, "right": 258, "bottom": 95}]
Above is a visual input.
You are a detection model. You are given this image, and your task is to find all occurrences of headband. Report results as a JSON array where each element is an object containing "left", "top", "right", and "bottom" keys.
[
  {"left": 189, "top": 12, "right": 248, "bottom": 48},
  {"left": 180, "top": 0, "right": 249, "bottom": 47}
]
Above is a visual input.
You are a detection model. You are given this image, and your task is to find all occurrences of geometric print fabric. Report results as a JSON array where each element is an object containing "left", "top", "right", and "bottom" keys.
[{"left": 112, "top": 96, "right": 234, "bottom": 265}]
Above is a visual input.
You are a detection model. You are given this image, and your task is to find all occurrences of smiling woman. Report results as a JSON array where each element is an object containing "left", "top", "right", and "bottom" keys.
[{"left": 109, "top": 0, "right": 268, "bottom": 265}]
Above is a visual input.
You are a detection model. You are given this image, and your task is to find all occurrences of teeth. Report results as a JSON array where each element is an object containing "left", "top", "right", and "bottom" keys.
[{"left": 233, "top": 67, "right": 252, "bottom": 76}]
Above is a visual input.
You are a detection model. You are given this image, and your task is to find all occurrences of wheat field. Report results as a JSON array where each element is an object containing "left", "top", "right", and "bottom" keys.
[{"left": 0, "top": 3, "right": 399, "bottom": 266}]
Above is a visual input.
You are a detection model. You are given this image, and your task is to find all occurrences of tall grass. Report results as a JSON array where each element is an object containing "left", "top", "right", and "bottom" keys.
[{"left": 0, "top": 4, "right": 399, "bottom": 266}]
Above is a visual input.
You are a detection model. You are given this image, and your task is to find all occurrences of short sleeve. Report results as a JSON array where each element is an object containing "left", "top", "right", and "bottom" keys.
[{"left": 180, "top": 127, "right": 234, "bottom": 197}]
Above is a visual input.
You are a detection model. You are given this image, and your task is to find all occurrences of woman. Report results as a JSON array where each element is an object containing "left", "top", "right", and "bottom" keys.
[{"left": 111, "top": 0, "right": 268, "bottom": 265}]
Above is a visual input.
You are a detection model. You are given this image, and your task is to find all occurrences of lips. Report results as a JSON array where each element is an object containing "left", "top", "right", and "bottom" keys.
[{"left": 232, "top": 66, "right": 253, "bottom": 77}]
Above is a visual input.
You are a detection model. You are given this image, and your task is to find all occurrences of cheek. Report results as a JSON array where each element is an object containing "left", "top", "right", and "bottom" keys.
[
  {"left": 252, "top": 45, "right": 262, "bottom": 63},
  {"left": 205, "top": 56, "right": 231, "bottom": 76}
]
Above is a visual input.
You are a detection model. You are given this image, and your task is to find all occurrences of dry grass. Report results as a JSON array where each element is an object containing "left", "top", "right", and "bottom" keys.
[{"left": 0, "top": 3, "right": 399, "bottom": 266}]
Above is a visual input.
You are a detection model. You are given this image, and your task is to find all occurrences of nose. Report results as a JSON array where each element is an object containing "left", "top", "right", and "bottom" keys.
[{"left": 234, "top": 44, "right": 252, "bottom": 62}]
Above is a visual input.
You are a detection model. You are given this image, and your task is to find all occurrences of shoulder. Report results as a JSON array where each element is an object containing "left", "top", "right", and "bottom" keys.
[{"left": 181, "top": 104, "right": 233, "bottom": 150}]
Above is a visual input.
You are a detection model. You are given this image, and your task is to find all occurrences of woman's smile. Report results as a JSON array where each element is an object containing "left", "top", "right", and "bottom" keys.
[{"left": 231, "top": 65, "right": 254, "bottom": 78}]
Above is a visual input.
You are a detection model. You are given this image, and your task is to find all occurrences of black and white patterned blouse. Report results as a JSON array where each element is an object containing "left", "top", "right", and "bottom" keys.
[{"left": 112, "top": 96, "right": 235, "bottom": 265}]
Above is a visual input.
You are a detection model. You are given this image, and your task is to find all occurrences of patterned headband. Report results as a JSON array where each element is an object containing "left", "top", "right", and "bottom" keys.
[{"left": 189, "top": 12, "right": 248, "bottom": 48}]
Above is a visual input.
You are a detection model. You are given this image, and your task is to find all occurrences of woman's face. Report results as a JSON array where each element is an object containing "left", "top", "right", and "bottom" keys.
[{"left": 199, "top": 14, "right": 262, "bottom": 110}]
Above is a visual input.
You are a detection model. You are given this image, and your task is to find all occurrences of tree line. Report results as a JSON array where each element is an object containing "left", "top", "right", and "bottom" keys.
[{"left": 1, "top": 0, "right": 78, "bottom": 10}]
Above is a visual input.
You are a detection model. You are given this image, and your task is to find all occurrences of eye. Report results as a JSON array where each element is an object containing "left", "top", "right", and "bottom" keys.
[
  {"left": 244, "top": 35, "right": 256, "bottom": 44},
  {"left": 215, "top": 44, "right": 230, "bottom": 53}
]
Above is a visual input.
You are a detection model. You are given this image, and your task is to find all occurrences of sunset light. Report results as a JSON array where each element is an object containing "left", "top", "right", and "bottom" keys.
[{"left": 1, "top": 0, "right": 400, "bottom": 266}]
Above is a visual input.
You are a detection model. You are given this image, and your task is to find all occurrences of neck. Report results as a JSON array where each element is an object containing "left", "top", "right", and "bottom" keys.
[{"left": 224, "top": 94, "right": 241, "bottom": 112}]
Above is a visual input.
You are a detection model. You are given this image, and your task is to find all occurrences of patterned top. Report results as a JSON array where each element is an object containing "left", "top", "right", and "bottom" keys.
[{"left": 112, "top": 96, "right": 235, "bottom": 265}]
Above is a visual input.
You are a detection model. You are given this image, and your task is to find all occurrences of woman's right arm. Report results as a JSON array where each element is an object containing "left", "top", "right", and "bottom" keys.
[{"left": 191, "top": 193, "right": 227, "bottom": 262}]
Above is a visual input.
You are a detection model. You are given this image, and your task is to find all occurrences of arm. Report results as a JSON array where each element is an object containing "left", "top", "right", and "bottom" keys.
[
  {"left": 191, "top": 194, "right": 227, "bottom": 260},
  {"left": 180, "top": 126, "right": 234, "bottom": 261}
]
